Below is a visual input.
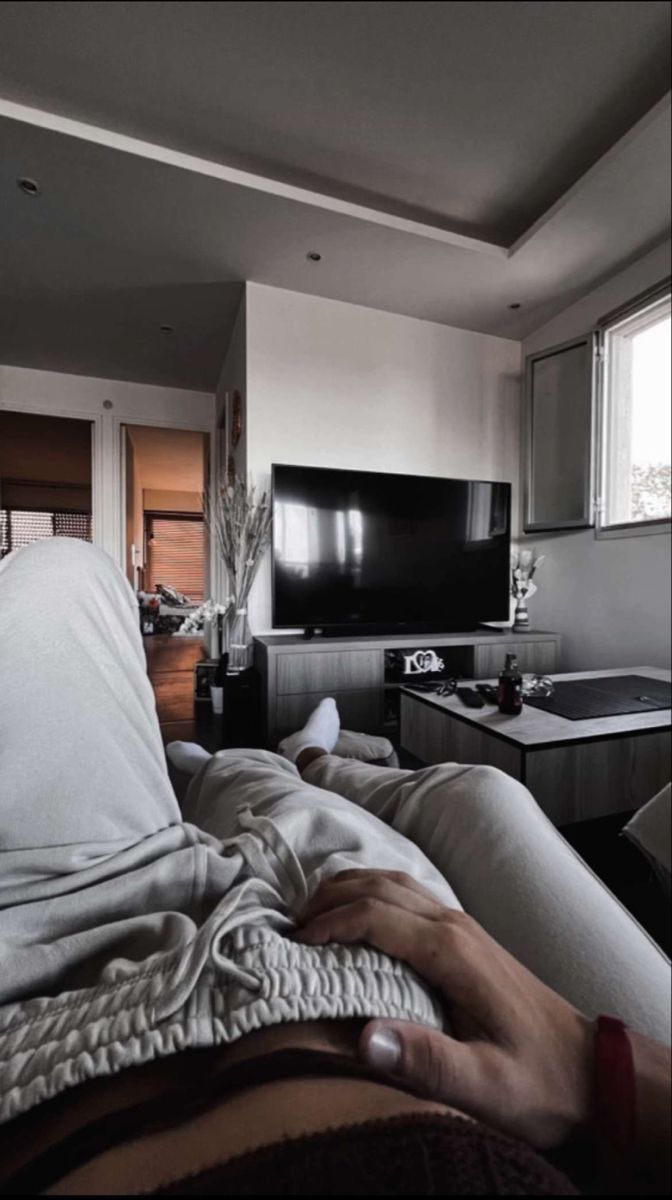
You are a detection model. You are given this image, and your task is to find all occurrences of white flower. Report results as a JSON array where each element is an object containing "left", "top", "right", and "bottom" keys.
[{"left": 175, "top": 596, "right": 231, "bottom": 634}]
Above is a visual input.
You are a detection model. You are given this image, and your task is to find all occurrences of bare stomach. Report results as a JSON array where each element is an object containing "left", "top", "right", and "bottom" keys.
[{"left": 2, "top": 1020, "right": 458, "bottom": 1195}]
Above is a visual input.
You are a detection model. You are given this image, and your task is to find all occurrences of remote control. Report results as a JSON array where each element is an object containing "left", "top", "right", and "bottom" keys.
[
  {"left": 475, "top": 683, "right": 498, "bottom": 703},
  {"left": 456, "top": 687, "right": 485, "bottom": 708}
]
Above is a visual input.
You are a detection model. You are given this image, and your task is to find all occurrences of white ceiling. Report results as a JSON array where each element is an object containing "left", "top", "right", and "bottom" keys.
[
  {"left": 0, "top": 1, "right": 670, "bottom": 390},
  {"left": 2, "top": 1, "right": 670, "bottom": 245}
]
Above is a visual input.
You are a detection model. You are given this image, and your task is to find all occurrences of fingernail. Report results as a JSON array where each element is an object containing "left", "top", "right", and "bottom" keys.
[{"left": 364, "top": 1028, "right": 401, "bottom": 1072}]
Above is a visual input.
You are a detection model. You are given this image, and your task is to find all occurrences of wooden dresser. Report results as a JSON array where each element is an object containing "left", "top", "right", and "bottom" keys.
[{"left": 143, "top": 634, "right": 205, "bottom": 743}]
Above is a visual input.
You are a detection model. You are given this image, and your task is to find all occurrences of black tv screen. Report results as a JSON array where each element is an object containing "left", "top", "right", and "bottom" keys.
[{"left": 272, "top": 464, "right": 511, "bottom": 632}]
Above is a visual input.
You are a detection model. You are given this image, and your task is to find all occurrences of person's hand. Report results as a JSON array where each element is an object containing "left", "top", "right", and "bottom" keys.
[{"left": 296, "top": 869, "right": 594, "bottom": 1150}]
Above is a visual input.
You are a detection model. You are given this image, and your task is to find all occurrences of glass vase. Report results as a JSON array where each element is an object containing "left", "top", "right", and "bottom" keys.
[
  {"left": 512, "top": 594, "right": 530, "bottom": 632},
  {"left": 225, "top": 606, "right": 253, "bottom": 673},
  {"left": 203, "top": 614, "right": 221, "bottom": 660}
]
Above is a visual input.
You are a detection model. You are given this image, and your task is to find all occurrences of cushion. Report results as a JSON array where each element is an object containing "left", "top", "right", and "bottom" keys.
[{"left": 623, "top": 783, "right": 671, "bottom": 874}]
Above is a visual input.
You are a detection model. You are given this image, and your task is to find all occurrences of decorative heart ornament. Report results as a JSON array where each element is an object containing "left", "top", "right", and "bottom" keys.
[{"left": 403, "top": 650, "right": 446, "bottom": 675}]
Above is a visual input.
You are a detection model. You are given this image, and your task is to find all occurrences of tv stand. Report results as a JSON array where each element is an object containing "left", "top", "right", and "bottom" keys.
[
  {"left": 311, "top": 622, "right": 491, "bottom": 638},
  {"left": 254, "top": 629, "right": 561, "bottom": 747}
]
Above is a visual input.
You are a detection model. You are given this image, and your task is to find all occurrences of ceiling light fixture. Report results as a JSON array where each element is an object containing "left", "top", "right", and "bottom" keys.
[
  {"left": 17, "top": 176, "right": 41, "bottom": 197},
  {"left": 508, "top": 302, "right": 521, "bottom": 310},
  {"left": 160, "top": 324, "right": 175, "bottom": 335},
  {"left": 306, "top": 251, "right": 322, "bottom": 262}
]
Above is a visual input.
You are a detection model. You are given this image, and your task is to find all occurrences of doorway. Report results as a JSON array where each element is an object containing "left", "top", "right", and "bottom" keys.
[
  {"left": 123, "top": 424, "right": 209, "bottom": 600},
  {"left": 0, "top": 410, "right": 93, "bottom": 557}
]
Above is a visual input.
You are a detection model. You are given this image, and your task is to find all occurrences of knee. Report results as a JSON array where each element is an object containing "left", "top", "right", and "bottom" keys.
[
  {"left": 4, "top": 538, "right": 128, "bottom": 601},
  {"left": 11, "top": 536, "right": 99, "bottom": 570},
  {"left": 462, "top": 764, "right": 535, "bottom": 812},
  {"left": 467, "top": 763, "right": 511, "bottom": 787}
]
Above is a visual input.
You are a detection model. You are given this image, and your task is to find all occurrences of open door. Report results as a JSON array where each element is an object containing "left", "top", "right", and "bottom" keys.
[{"left": 122, "top": 424, "right": 209, "bottom": 603}]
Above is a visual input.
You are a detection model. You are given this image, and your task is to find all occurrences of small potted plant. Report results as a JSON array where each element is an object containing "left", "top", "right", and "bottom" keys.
[{"left": 511, "top": 548, "right": 545, "bottom": 632}]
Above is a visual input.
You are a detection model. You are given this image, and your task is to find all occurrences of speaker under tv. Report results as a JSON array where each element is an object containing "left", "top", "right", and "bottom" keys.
[{"left": 272, "top": 464, "right": 511, "bottom": 636}]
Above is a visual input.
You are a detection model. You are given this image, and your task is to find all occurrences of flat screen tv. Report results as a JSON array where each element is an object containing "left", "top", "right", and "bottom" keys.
[{"left": 272, "top": 464, "right": 511, "bottom": 633}]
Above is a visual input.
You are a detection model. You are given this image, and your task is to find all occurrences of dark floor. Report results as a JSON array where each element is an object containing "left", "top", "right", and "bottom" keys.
[{"left": 559, "top": 810, "right": 670, "bottom": 955}]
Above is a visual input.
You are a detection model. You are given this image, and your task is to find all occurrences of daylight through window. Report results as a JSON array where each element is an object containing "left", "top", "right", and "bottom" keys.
[{"left": 600, "top": 289, "right": 671, "bottom": 532}]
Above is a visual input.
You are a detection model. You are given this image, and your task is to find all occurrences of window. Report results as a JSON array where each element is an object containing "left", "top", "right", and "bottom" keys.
[
  {"left": 145, "top": 514, "right": 205, "bottom": 601},
  {"left": 0, "top": 508, "right": 92, "bottom": 557},
  {"left": 598, "top": 284, "right": 671, "bottom": 535}
]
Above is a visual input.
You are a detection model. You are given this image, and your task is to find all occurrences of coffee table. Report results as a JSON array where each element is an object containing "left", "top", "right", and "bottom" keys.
[{"left": 400, "top": 666, "right": 671, "bottom": 825}]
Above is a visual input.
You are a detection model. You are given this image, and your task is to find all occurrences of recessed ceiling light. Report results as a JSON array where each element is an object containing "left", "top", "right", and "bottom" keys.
[
  {"left": 508, "top": 302, "right": 521, "bottom": 310},
  {"left": 160, "top": 324, "right": 175, "bottom": 335},
  {"left": 306, "top": 251, "right": 322, "bottom": 262},
  {"left": 17, "top": 176, "right": 41, "bottom": 197}
]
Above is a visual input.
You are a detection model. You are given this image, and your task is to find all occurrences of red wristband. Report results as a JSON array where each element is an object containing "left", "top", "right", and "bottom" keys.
[{"left": 594, "top": 1015, "right": 636, "bottom": 1187}]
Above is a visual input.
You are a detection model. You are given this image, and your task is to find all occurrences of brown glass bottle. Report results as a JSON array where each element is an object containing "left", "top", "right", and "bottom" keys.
[{"left": 498, "top": 653, "right": 523, "bottom": 715}]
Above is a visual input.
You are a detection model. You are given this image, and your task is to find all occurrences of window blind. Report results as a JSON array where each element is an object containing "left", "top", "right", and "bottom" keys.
[
  {"left": 146, "top": 516, "right": 205, "bottom": 601},
  {"left": 0, "top": 509, "right": 92, "bottom": 557}
]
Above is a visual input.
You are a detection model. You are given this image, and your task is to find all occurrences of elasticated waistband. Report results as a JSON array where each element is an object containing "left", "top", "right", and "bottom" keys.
[{"left": 0, "top": 925, "right": 444, "bottom": 1124}]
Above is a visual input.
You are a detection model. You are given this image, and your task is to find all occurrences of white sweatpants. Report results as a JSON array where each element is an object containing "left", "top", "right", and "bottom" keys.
[{"left": 0, "top": 540, "right": 669, "bottom": 1127}]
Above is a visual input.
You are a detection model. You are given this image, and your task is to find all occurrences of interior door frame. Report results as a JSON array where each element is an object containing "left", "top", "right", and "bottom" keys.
[
  {"left": 0, "top": 402, "right": 102, "bottom": 545},
  {"left": 117, "top": 416, "right": 221, "bottom": 603}
]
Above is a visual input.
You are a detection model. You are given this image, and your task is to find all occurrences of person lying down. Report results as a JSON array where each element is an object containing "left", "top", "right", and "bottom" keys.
[{"left": 0, "top": 539, "right": 669, "bottom": 1194}]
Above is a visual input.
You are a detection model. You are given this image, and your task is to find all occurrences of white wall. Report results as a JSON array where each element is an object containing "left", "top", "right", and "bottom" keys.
[
  {"left": 521, "top": 240, "right": 672, "bottom": 671},
  {"left": 245, "top": 283, "right": 521, "bottom": 631},
  {"left": 0, "top": 364, "right": 215, "bottom": 573}
]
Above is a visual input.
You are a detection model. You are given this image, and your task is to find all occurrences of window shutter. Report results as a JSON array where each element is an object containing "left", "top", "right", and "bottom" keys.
[
  {"left": 147, "top": 517, "right": 205, "bottom": 601},
  {"left": 523, "top": 335, "right": 595, "bottom": 532},
  {"left": 53, "top": 512, "right": 93, "bottom": 539},
  {"left": 0, "top": 509, "right": 92, "bottom": 556}
]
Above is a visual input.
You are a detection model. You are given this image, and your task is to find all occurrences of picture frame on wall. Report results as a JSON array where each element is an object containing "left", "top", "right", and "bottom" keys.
[
  {"left": 217, "top": 393, "right": 229, "bottom": 490},
  {"left": 218, "top": 390, "right": 243, "bottom": 489},
  {"left": 232, "top": 391, "right": 243, "bottom": 448}
]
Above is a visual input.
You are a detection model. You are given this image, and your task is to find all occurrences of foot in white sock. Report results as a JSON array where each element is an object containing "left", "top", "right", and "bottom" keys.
[
  {"left": 166, "top": 741, "right": 212, "bottom": 776},
  {"left": 278, "top": 698, "right": 340, "bottom": 763}
]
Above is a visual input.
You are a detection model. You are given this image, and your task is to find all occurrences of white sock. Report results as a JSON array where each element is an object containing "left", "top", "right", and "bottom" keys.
[
  {"left": 278, "top": 698, "right": 340, "bottom": 763},
  {"left": 166, "top": 741, "right": 212, "bottom": 776}
]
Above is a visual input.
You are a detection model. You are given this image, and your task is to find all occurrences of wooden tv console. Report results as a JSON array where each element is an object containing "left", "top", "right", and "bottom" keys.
[{"left": 254, "top": 629, "right": 561, "bottom": 747}]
